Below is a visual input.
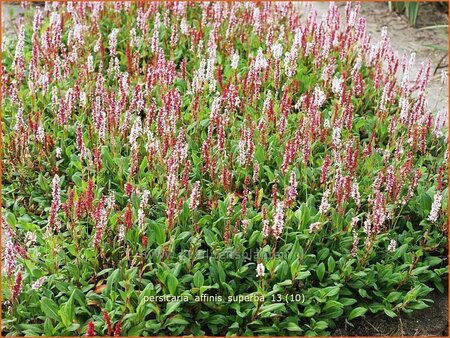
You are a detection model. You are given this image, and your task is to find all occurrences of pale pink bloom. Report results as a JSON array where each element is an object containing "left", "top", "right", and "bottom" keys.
[
  {"left": 242, "top": 219, "right": 250, "bottom": 232},
  {"left": 31, "top": 276, "right": 47, "bottom": 290},
  {"left": 4, "top": 238, "right": 16, "bottom": 277},
  {"left": 332, "top": 76, "right": 343, "bottom": 95},
  {"left": 129, "top": 118, "right": 142, "bottom": 150},
  {"left": 13, "top": 25, "right": 25, "bottom": 81},
  {"left": 256, "top": 262, "right": 265, "bottom": 278},
  {"left": 93, "top": 198, "right": 107, "bottom": 248},
  {"left": 272, "top": 201, "right": 284, "bottom": 239},
  {"left": 36, "top": 125, "right": 45, "bottom": 143},
  {"left": 108, "top": 28, "right": 119, "bottom": 57},
  {"left": 351, "top": 228, "right": 359, "bottom": 257},
  {"left": 180, "top": 17, "right": 188, "bottom": 35},
  {"left": 253, "top": 162, "right": 260, "bottom": 183},
  {"left": 262, "top": 219, "right": 270, "bottom": 238},
  {"left": 118, "top": 224, "right": 125, "bottom": 243},
  {"left": 55, "top": 147, "right": 62, "bottom": 159},
  {"left": 238, "top": 125, "right": 254, "bottom": 167},
  {"left": 286, "top": 170, "right": 298, "bottom": 206},
  {"left": 386, "top": 165, "right": 396, "bottom": 196},
  {"left": 372, "top": 192, "right": 386, "bottom": 233},
  {"left": 231, "top": 51, "right": 239, "bottom": 70},
  {"left": 433, "top": 109, "right": 447, "bottom": 137},
  {"left": 13, "top": 103, "right": 24, "bottom": 132},
  {"left": 189, "top": 181, "right": 201, "bottom": 211},
  {"left": 318, "top": 189, "right": 331, "bottom": 214},
  {"left": 106, "top": 192, "right": 116, "bottom": 210},
  {"left": 76, "top": 123, "right": 86, "bottom": 160},
  {"left": 87, "top": 54, "right": 94, "bottom": 73},
  {"left": 271, "top": 43, "right": 282, "bottom": 59},
  {"left": 138, "top": 190, "right": 150, "bottom": 231},
  {"left": 428, "top": 191, "right": 442, "bottom": 223},
  {"left": 48, "top": 175, "right": 61, "bottom": 229},
  {"left": 351, "top": 181, "right": 361, "bottom": 206},
  {"left": 387, "top": 239, "right": 397, "bottom": 252},
  {"left": 309, "top": 222, "right": 321, "bottom": 233}
]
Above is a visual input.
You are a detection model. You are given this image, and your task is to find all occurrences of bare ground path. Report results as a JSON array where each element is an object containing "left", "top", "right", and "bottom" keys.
[{"left": 309, "top": 1, "right": 448, "bottom": 113}]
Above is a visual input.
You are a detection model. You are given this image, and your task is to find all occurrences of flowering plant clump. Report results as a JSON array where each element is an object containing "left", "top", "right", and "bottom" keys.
[{"left": 1, "top": 2, "right": 448, "bottom": 336}]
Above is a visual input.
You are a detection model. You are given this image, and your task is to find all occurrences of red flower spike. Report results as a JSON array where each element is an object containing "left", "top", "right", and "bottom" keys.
[
  {"left": 103, "top": 311, "right": 113, "bottom": 336},
  {"left": 86, "top": 321, "right": 95, "bottom": 336}
]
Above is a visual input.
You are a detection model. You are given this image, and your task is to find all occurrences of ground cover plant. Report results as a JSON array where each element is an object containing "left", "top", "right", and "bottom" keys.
[{"left": 1, "top": 1, "right": 448, "bottom": 336}]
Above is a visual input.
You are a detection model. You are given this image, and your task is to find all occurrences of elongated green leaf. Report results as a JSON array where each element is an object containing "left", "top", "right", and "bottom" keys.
[
  {"left": 193, "top": 271, "right": 204, "bottom": 288},
  {"left": 348, "top": 306, "right": 368, "bottom": 320},
  {"left": 41, "top": 297, "right": 61, "bottom": 322},
  {"left": 166, "top": 274, "right": 178, "bottom": 295},
  {"left": 316, "top": 262, "right": 325, "bottom": 282}
]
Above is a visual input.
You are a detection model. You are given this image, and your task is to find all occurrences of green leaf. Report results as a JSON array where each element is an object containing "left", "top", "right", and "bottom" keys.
[
  {"left": 210, "top": 258, "right": 226, "bottom": 284},
  {"left": 44, "top": 318, "right": 54, "bottom": 336},
  {"left": 127, "top": 323, "right": 145, "bottom": 336},
  {"left": 153, "top": 222, "right": 166, "bottom": 245},
  {"left": 5, "top": 212, "right": 16, "bottom": 227},
  {"left": 208, "top": 314, "right": 228, "bottom": 325},
  {"left": 411, "top": 265, "right": 429, "bottom": 276},
  {"left": 166, "top": 274, "right": 178, "bottom": 295},
  {"left": 323, "top": 286, "right": 340, "bottom": 298},
  {"left": 322, "top": 306, "right": 343, "bottom": 319},
  {"left": 249, "top": 230, "right": 263, "bottom": 247},
  {"left": 384, "top": 308, "right": 397, "bottom": 318},
  {"left": 296, "top": 271, "right": 311, "bottom": 280},
  {"left": 164, "top": 301, "right": 182, "bottom": 317},
  {"left": 66, "top": 323, "right": 80, "bottom": 332},
  {"left": 424, "top": 256, "right": 442, "bottom": 266},
  {"left": 59, "top": 290, "right": 75, "bottom": 327},
  {"left": 193, "top": 271, "right": 204, "bottom": 288},
  {"left": 101, "top": 146, "right": 115, "bottom": 170},
  {"left": 71, "top": 172, "right": 82, "bottom": 188},
  {"left": 314, "top": 321, "right": 328, "bottom": 330},
  {"left": 386, "top": 291, "right": 402, "bottom": 303},
  {"left": 17, "top": 324, "right": 42, "bottom": 335},
  {"left": 105, "top": 268, "right": 121, "bottom": 295},
  {"left": 41, "top": 297, "right": 61, "bottom": 322},
  {"left": 288, "top": 239, "right": 302, "bottom": 262},
  {"left": 303, "top": 306, "right": 317, "bottom": 317},
  {"left": 348, "top": 306, "right": 368, "bottom": 320},
  {"left": 165, "top": 316, "right": 190, "bottom": 326},
  {"left": 327, "top": 256, "right": 335, "bottom": 273},
  {"left": 316, "top": 262, "right": 325, "bottom": 282},
  {"left": 285, "top": 322, "right": 302, "bottom": 332},
  {"left": 317, "top": 247, "right": 330, "bottom": 261},
  {"left": 259, "top": 303, "right": 285, "bottom": 315},
  {"left": 255, "top": 145, "right": 265, "bottom": 163},
  {"left": 393, "top": 244, "right": 408, "bottom": 259},
  {"left": 204, "top": 228, "right": 215, "bottom": 248},
  {"left": 340, "top": 297, "right": 358, "bottom": 307}
]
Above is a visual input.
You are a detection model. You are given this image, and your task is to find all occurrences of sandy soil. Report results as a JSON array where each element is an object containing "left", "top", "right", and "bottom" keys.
[
  {"left": 2, "top": 2, "right": 24, "bottom": 33},
  {"left": 334, "top": 289, "right": 448, "bottom": 336},
  {"left": 309, "top": 1, "right": 448, "bottom": 113}
]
